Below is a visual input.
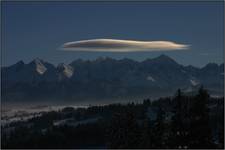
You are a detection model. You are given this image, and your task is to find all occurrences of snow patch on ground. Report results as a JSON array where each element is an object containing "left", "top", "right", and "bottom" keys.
[
  {"left": 1, "top": 105, "right": 88, "bottom": 126},
  {"left": 53, "top": 117, "right": 100, "bottom": 127},
  {"left": 190, "top": 79, "right": 199, "bottom": 86},
  {"left": 146, "top": 75, "right": 155, "bottom": 82}
]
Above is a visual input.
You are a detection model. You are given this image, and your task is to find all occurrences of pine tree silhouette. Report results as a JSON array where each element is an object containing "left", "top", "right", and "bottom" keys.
[{"left": 188, "top": 86, "right": 214, "bottom": 148}]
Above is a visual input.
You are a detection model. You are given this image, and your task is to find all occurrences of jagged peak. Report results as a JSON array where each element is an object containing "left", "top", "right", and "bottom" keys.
[
  {"left": 29, "top": 58, "right": 47, "bottom": 75},
  {"left": 203, "top": 63, "right": 219, "bottom": 69},
  {"left": 14, "top": 60, "right": 25, "bottom": 66},
  {"left": 57, "top": 63, "right": 74, "bottom": 78},
  {"left": 155, "top": 54, "right": 175, "bottom": 61},
  {"left": 57, "top": 63, "right": 67, "bottom": 68},
  {"left": 32, "top": 58, "right": 45, "bottom": 64},
  {"left": 57, "top": 63, "right": 73, "bottom": 69},
  {"left": 94, "top": 56, "right": 115, "bottom": 63},
  {"left": 142, "top": 54, "right": 178, "bottom": 65},
  {"left": 120, "top": 58, "right": 135, "bottom": 62},
  {"left": 185, "top": 65, "right": 200, "bottom": 70},
  {"left": 9, "top": 60, "right": 25, "bottom": 71}
]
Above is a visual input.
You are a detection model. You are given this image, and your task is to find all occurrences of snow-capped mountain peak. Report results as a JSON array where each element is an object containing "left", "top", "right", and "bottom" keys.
[
  {"left": 146, "top": 75, "right": 156, "bottom": 82},
  {"left": 57, "top": 63, "right": 74, "bottom": 78},
  {"left": 190, "top": 79, "right": 199, "bottom": 86},
  {"left": 31, "top": 58, "right": 47, "bottom": 75}
]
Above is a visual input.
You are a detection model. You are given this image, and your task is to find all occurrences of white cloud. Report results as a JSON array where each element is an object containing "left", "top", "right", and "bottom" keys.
[{"left": 62, "top": 39, "right": 189, "bottom": 52}]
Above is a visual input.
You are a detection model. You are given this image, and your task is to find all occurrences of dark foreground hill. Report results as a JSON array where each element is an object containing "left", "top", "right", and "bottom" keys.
[
  {"left": 1, "top": 88, "right": 224, "bottom": 149},
  {"left": 1, "top": 55, "right": 224, "bottom": 103}
]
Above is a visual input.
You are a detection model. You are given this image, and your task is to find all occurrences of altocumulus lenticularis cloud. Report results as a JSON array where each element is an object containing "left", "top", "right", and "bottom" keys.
[{"left": 62, "top": 39, "right": 190, "bottom": 52}]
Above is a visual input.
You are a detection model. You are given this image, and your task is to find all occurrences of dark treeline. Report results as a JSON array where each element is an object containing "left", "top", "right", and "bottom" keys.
[{"left": 1, "top": 87, "right": 224, "bottom": 149}]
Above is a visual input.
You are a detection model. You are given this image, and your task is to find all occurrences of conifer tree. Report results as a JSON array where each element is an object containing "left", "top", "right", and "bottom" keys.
[
  {"left": 170, "top": 89, "right": 189, "bottom": 148},
  {"left": 188, "top": 86, "right": 214, "bottom": 148},
  {"left": 151, "top": 106, "right": 166, "bottom": 148}
]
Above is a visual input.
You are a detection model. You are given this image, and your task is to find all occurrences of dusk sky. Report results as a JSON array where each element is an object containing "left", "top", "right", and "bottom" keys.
[{"left": 2, "top": 1, "right": 224, "bottom": 67}]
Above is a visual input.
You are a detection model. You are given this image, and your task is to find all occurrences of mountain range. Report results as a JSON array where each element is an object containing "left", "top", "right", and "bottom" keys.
[{"left": 1, "top": 55, "right": 224, "bottom": 103}]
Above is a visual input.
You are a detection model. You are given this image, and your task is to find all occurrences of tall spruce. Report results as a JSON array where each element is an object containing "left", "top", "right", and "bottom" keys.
[
  {"left": 170, "top": 89, "right": 189, "bottom": 148},
  {"left": 151, "top": 106, "right": 166, "bottom": 148},
  {"left": 188, "top": 86, "right": 214, "bottom": 148}
]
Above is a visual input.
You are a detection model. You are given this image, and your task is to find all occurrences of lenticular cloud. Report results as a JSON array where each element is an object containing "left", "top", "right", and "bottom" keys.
[{"left": 62, "top": 39, "right": 189, "bottom": 52}]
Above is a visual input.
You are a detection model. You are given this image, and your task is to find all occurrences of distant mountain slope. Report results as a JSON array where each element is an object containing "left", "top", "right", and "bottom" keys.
[{"left": 1, "top": 55, "right": 224, "bottom": 102}]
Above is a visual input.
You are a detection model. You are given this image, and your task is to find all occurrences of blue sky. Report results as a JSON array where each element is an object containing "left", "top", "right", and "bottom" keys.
[{"left": 1, "top": 1, "right": 224, "bottom": 67}]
